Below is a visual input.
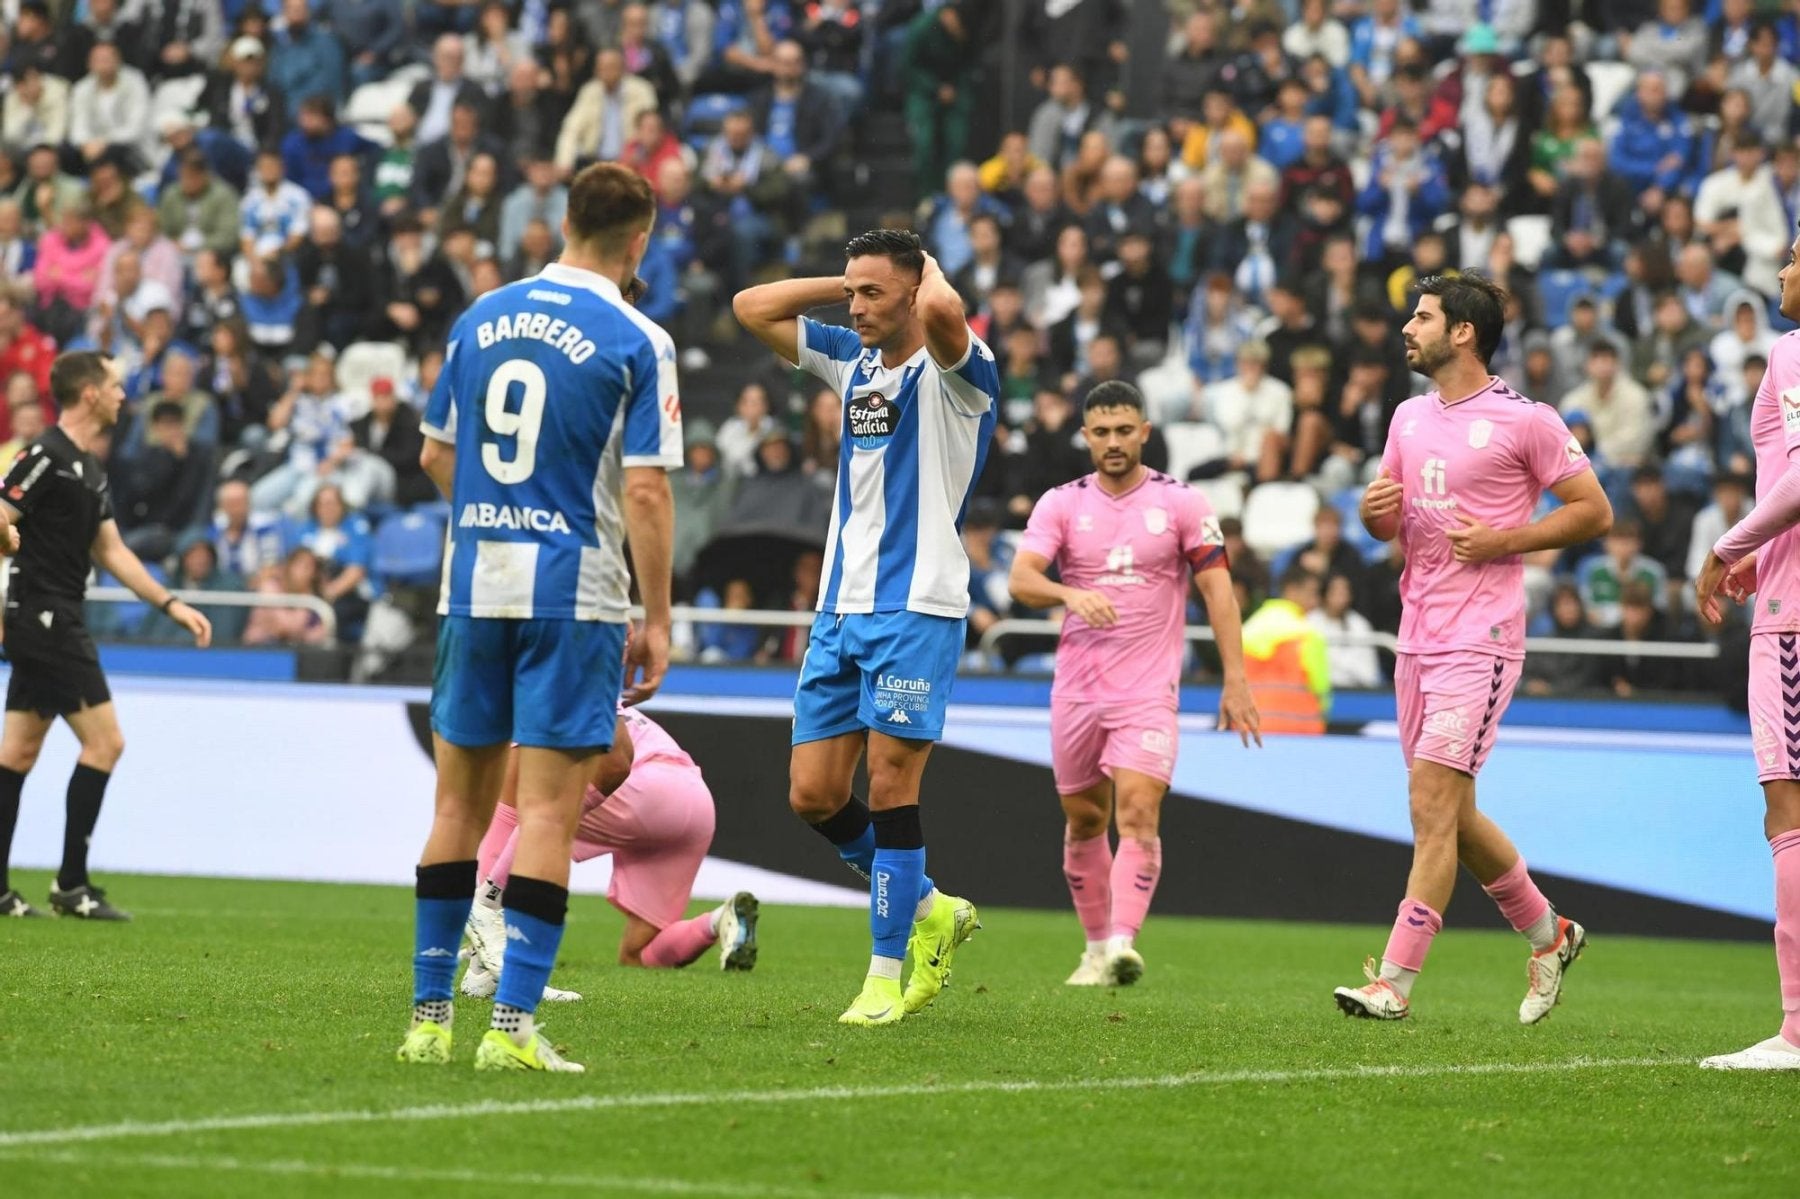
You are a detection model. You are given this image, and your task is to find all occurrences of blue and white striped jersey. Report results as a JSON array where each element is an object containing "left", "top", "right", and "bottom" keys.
[
  {"left": 793, "top": 317, "right": 999, "bottom": 618},
  {"left": 422, "top": 263, "right": 682, "bottom": 622}
]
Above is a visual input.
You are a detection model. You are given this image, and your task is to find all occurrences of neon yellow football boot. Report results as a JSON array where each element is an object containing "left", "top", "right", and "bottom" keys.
[
  {"left": 396, "top": 1018, "right": 452, "bottom": 1064},
  {"left": 473, "top": 1027, "right": 586, "bottom": 1073},
  {"left": 902, "top": 892, "right": 980, "bottom": 1014},
  {"left": 838, "top": 974, "right": 905, "bottom": 1026}
]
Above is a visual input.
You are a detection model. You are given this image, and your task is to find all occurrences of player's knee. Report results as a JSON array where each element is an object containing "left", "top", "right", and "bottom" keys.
[
  {"left": 1407, "top": 785, "right": 1457, "bottom": 841},
  {"left": 788, "top": 778, "right": 841, "bottom": 822},
  {"left": 1063, "top": 805, "right": 1108, "bottom": 840}
]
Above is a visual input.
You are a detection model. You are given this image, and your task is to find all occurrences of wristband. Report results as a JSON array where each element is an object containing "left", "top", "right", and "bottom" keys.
[{"left": 160, "top": 596, "right": 179, "bottom": 614}]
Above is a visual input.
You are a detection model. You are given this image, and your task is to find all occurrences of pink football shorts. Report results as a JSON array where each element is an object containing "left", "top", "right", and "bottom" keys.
[
  {"left": 1747, "top": 635, "right": 1800, "bottom": 783},
  {"left": 573, "top": 759, "right": 716, "bottom": 929},
  {"left": 1394, "top": 652, "right": 1523, "bottom": 777},
  {"left": 1050, "top": 695, "right": 1179, "bottom": 794}
]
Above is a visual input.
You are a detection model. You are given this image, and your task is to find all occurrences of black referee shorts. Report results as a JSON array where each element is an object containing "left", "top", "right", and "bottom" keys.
[{"left": 4, "top": 609, "right": 111, "bottom": 718}]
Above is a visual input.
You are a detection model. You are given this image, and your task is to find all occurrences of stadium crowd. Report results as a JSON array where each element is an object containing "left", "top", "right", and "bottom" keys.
[{"left": 0, "top": 0, "right": 1789, "bottom": 697}]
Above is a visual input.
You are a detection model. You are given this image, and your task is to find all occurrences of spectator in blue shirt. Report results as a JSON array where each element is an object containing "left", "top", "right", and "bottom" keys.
[
  {"left": 213, "top": 478, "right": 285, "bottom": 581},
  {"left": 239, "top": 253, "right": 305, "bottom": 358},
  {"left": 924, "top": 161, "right": 1007, "bottom": 277},
  {"left": 281, "top": 97, "right": 380, "bottom": 202},
  {"left": 1356, "top": 120, "right": 1451, "bottom": 264},
  {"left": 1608, "top": 71, "right": 1696, "bottom": 207},
  {"left": 1347, "top": 0, "right": 1420, "bottom": 107},
  {"left": 297, "top": 482, "right": 376, "bottom": 635},
  {"left": 269, "top": 0, "right": 346, "bottom": 119},
  {"left": 1259, "top": 78, "right": 1312, "bottom": 171}
]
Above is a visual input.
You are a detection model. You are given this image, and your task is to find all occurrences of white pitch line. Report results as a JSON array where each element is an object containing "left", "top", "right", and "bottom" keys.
[
  {"left": 0, "top": 1056, "right": 1683, "bottom": 1150},
  {"left": 0, "top": 1149, "right": 980, "bottom": 1199}
]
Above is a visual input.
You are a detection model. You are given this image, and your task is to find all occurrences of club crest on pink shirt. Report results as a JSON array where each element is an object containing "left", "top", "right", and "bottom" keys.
[{"left": 1144, "top": 507, "right": 1167, "bottom": 535}]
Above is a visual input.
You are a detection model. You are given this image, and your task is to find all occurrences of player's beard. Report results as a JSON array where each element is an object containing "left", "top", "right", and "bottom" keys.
[
  {"left": 1406, "top": 335, "right": 1454, "bottom": 378},
  {"left": 1097, "top": 448, "right": 1139, "bottom": 478}
]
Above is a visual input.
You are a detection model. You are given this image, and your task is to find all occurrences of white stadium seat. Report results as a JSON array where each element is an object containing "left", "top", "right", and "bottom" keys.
[
  {"left": 344, "top": 79, "right": 413, "bottom": 130},
  {"left": 1586, "top": 60, "right": 1635, "bottom": 120},
  {"left": 1191, "top": 476, "right": 1245, "bottom": 521},
  {"left": 1241, "top": 482, "right": 1320, "bottom": 558},
  {"left": 1506, "top": 215, "right": 1553, "bottom": 271},
  {"left": 336, "top": 341, "right": 409, "bottom": 420},
  {"left": 1162, "top": 421, "right": 1225, "bottom": 483}
]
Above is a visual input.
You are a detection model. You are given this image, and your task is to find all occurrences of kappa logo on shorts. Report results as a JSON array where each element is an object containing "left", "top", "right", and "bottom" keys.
[{"left": 887, "top": 709, "right": 912, "bottom": 725}]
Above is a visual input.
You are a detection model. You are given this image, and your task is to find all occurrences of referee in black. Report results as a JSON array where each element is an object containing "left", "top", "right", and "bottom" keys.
[{"left": 0, "top": 351, "right": 211, "bottom": 920}]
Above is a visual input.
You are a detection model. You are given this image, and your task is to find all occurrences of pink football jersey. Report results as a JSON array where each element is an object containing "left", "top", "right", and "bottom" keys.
[
  {"left": 1378, "top": 377, "right": 1590, "bottom": 659},
  {"left": 1716, "top": 329, "right": 1800, "bottom": 634},
  {"left": 1019, "top": 470, "right": 1225, "bottom": 703},
  {"left": 617, "top": 705, "right": 696, "bottom": 769}
]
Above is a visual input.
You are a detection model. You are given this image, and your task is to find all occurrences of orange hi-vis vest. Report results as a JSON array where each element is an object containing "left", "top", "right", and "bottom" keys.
[{"left": 1241, "top": 598, "right": 1331, "bottom": 735}]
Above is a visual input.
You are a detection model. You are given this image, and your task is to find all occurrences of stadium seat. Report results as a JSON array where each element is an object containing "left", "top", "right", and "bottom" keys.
[
  {"left": 336, "top": 341, "right": 409, "bottom": 419},
  {"left": 1506, "top": 216, "right": 1552, "bottom": 271},
  {"left": 344, "top": 79, "right": 413, "bottom": 132},
  {"left": 1537, "top": 269, "right": 1591, "bottom": 328},
  {"left": 153, "top": 75, "right": 207, "bottom": 125},
  {"left": 1333, "top": 487, "right": 1380, "bottom": 556},
  {"left": 1585, "top": 60, "right": 1635, "bottom": 119},
  {"left": 1162, "top": 422, "right": 1225, "bottom": 482},
  {"left": 1241, "top": 483, "right": 1320, "bottom": 558},
  {"left": 410, "top": 499, "right": 453, "bottom": 523},
  {"left": 683, "top": 94, "right": 748, "bottom": 150},
  {"left": 373, "top": 511, "right": 447, "bottom": 588},
  {"left": 1191, "top": 476, "right": 1245, "bottom": 520}
]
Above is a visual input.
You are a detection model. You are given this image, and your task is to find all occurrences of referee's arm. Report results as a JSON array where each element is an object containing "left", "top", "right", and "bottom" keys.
[{"left": 90, "top": 519, "right": 213, "bottom": 648}]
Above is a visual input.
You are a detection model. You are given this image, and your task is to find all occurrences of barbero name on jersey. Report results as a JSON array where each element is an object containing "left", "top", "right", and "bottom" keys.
[{"left": 474, "top": 299, "right": 599, "bottom": 364}]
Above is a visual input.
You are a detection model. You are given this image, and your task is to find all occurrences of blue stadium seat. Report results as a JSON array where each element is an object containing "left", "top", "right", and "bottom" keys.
[
  {"left": 410, "top": 499, "right": 453, "bottom": 523},
  {"left": 85, "top": 565, "right": 167, "bottom": 637},
  {"left": 373, "top": 512, "right": 447, "bottom": 588},
  {"left": 683, "top": 94, "right": 748, "bottom": 151}
]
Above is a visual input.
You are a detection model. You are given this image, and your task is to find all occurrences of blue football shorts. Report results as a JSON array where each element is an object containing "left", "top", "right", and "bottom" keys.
[
  {"left": 791, "top": 610, "right": 965, "bottom": 745},
  {"left": 431, "top": 615, "right": 627, "bottom": 751}
]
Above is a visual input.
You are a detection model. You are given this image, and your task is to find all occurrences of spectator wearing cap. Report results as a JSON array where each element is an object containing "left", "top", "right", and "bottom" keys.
[
  {"left": 329, "top": 0, "right": 408, "bottom": 88},
  {"left": 112, "top": 398, "right": 217, "bottom": 561},
  {"left": 1561, "top": 341, "right": 1654, "bottom": 470},
  {"left": 68, "top": 42, "right": 152, "bottom": 172},
  {"left": 352, "top": 377, "right": 435, "bottom": 506},
  {"left": 1727, "top": 21, "right": 1798, "bottom": 146},
  {"left": 556, "top": 49, "right": 658, "bottom": 174},
  {"left": 269, "top": 0, "right": 345, "bottom": 120},
  {"left": 2, "top": 64, "right": 68, "bottom": 150},
  {"left": 281, "top": 97, "right": 379, "bottom": 204},
  {"left": 138, "top": 0, "right": 224, "bottom": 81},
  {"left": 199, "top": 37, "right": 288, "bottom": 152},
  {"left": 240, "top": 148, "right": 313, "bottom": 262},
  {"left": 493, "top": 59, "right": 569, "bottom": 169}
]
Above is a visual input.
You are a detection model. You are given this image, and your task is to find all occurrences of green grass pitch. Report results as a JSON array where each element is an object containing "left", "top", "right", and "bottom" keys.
[{"left": 1, "top": 869, "right": 1797, "bottom": 1198}]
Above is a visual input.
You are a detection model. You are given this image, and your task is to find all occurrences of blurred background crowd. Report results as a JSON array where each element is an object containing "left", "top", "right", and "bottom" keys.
[{"left": 0, "top": 0, "right": 1790, "bottom": 697}]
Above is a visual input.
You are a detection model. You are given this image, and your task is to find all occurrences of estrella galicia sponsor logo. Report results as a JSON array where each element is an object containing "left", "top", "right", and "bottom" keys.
[
  {"left": 460, "top": 502, "right": 574, "bottom": 534},
  {"left": 848, "top": 390, "right": 897, "bottom": 448}
]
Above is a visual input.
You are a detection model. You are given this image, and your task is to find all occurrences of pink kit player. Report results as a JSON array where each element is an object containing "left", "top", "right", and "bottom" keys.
[
  {"left": 1695, "top": 228, "right": 1800, "bottom": 1070},
  {"left": 462, "top": 705, "right": 758, "bottom": 1002},
  {"left": 1010, "top": 381, "right": 1261, "bottom": 988},
  {"left": 1335, "top": 274, "right": 1612, "bottom": 1024}
]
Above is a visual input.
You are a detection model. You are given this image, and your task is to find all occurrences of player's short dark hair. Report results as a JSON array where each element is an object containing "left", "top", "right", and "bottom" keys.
[
  {"left": 1280, "top": 564, "right": 1323, "bottom": 595},
  {"left": 1082, "top": 380, "right": 1145, "bottom": 416},
  {"left": 565, "top": 161, "right": 656, "bottom": 257},
  {"left": 49, "top": 351, "right": 111, "bottom": 411},
  {"left": 1412, "top": 271, "right": 1508, "bottom": 365},
  {"left": 844, "top": 227, "right": 926, "bottom": 277}
]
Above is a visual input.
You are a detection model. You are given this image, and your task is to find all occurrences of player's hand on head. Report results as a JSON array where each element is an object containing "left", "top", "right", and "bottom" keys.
[
  {"left": 1064, "top": 588, "right": 1118, "bottom": 629},
  {"left": 1219, "top": 678, "right": 1262, "bottom": 748},
  {"left": 623, "top": 621, "right": 670, "bottom": 706}
]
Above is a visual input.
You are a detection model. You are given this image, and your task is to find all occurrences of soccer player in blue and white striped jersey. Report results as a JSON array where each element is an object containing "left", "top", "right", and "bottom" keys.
[
  {"left": 735, "top": 229, "right": 999, "bottom": 1025},
  {"left": 397, "top": 163, "right": 682, "bottom": 1073}
]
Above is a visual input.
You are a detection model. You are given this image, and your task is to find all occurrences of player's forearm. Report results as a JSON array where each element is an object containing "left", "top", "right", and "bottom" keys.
[
  {"left": 623, "top": 467, "right": 675, "bottom": 627},
  {"left": 1007, "top": 562, "right": 1069, "bottom": 610},
  {"left": 421, "top": 439, "right": 455, "bottom": 498},
  {"left": 1500, "top": 495, "right": 1611, "bottom": 556},
  {"left": 1717, "top": 467, "right": 1800, "bottom": 564},
  {"left": 1196, "top": 571, "right": 1248, "bottom": 683},
  {"left": 732, "top": 275, "right": 844, "bottom": 352}
]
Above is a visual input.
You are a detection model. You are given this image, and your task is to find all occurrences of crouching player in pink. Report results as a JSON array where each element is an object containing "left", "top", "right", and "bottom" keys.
[
  {"left": 1694, "top": 226, "right": 1800, "bottom": 1070},
  {"left": 1009, "top": 381, "right": 1261, "bottom": 987},
  {"left": 1336, "top": 274, "right": 1612, "bottom": 1024},
  {"left": 462, "top": 703, "right": 758, "bottom": 1000}
]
